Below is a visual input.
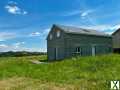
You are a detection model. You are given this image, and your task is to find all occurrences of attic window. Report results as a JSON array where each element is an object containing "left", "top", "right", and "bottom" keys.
[
  {"left": 50, "top": 34, "right": 53, "bottom": 40},
  {"left": 56, "top": 30, "right": 61, "bottom": 38}
]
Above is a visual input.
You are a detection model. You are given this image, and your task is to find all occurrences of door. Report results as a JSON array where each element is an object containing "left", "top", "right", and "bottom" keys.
[
  {"left": 92, "top": 45, "right": 96, "bottom": 56},
  {"left": 55, "top": 48, "right": 58, "bottom": 60}
]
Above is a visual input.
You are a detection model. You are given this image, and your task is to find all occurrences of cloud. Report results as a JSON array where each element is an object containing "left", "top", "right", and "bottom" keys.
[
  {"left": 81, "top": 10, "right": 94, "bottom": 18},
  {"left": 29, "top": 28, "right": 50, "bottom": 37},
  {"left": 0, "top": 32, "right": 16, "bottom": 41},
  {"left": 5, "top": 1, "right": 28, "bottom": 15},
  {"left": 0, "top": 42, "right": 25, "bottom": 52},
  {"left": 60, "top": 10, "right": 93, "bottom": 17},
  {"left": 13, "top": 42, "right": 25, "bottom": 48},
  {"left": 29, "top": 32, "right": 41, "bottom": 37},
  {"left": 0, "top": 43, "right": 46, "bottom": 52},
  {"left": 0, "top": 44, "right": 8, "bottom": 48}
]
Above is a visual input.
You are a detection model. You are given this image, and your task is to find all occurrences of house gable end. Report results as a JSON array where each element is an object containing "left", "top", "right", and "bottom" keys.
[{"left": 46, "top": 24, "right": 65, "bottom": 40}]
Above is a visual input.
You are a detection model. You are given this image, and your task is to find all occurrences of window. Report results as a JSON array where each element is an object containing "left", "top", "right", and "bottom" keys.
[
  {"left": 50, "top": 34, "right": 53, "bottom": 40},
  {"left": 75, "top": 47, "right": 82, "bottom": 55},
  {"left": 76, "top": 47, "right": 81, "bottom": 53},
  {"left": 56, "top": 30, "right": 61, "bottom": 38}
]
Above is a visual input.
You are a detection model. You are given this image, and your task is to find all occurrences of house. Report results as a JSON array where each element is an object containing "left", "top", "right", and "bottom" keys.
[
  {"left": 112, "top": 28, "right": 120, "bottom": 53},
  {"left": 47, "top": 24, "right": 112, "bottom": 60}
]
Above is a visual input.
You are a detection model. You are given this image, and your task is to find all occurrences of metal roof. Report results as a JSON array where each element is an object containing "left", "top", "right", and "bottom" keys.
[
  {"left": 112, "top": 28, "right": 120, "bottom": 35},
  {"left": 55, "top": 24, "right": 111, "bottom": 37}
]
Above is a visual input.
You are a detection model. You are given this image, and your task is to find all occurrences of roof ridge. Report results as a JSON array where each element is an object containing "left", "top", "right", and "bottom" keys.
[
  {"left": 54, "top": 24, "right": 103, "bottom": 32},
  {"left": 53, "top": 24, "right": 111, "bottom": 37}
]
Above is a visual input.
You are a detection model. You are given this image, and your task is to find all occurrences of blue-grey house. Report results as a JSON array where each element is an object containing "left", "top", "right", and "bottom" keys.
[{"left": 47, "top": 24, "right": 112, "bottom": 60}]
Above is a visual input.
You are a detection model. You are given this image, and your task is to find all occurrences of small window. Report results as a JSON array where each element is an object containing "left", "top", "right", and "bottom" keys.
[
  {"left": 50, "top": 34, "right": 53, "bottom": 40},
  {"left": 74, "top": 47, "right": 82, "bottom": 56},
  {"left": 56, "top": 30, "right": 61, "bottom": 38},
  {"left": 76, "top": 47, "right": 81, "bottom": 53}
]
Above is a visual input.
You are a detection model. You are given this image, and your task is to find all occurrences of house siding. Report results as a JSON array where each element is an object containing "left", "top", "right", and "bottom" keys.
[
  {"left": 112, "top": 30, "right": 120, "bottom": 48},
  {"left": 64, "top": 33, "right": 112, "bottom": 58}
]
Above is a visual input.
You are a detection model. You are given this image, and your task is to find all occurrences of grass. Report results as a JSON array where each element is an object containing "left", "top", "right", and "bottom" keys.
[{"left": 0, "top": 54, "right": 120, "bottom": 90}]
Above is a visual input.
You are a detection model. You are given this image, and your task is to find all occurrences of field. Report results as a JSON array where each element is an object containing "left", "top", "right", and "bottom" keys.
[{"left": 0, "top": 54, "right": 120, "bottom": 90}]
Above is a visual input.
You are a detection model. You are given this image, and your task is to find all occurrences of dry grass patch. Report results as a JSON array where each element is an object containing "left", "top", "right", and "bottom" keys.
[{"left": 0, "top": 77, "right": 80, "bottom": 90}]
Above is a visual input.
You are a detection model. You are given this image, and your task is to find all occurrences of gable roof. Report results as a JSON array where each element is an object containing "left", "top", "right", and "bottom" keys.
[
  {"left": 112, "top": 28, "right": 120, "bottom": 35},
  {"left": 55, "top": 24, "right": 111, "bottom": 37}
]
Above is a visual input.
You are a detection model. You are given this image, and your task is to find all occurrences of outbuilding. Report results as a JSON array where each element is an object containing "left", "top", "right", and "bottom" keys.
[
  {"left": 112, "top": 28, "right": 120, "bottom": 53},
  {"left": 47, "top": 24, "right": 112, "bottom": 60}
]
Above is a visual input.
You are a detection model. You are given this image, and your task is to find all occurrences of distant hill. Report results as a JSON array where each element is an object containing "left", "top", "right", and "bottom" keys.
[{"left": 0, "top": 51, "right": 47, "bottom": 57}]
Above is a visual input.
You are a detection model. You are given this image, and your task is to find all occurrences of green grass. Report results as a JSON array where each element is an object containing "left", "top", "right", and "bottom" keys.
[{"left": 0, "top": 54, "right": 120, "bottom": 90}]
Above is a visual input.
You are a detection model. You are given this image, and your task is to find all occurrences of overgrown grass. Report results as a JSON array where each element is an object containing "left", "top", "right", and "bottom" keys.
[{"left": 0, "top": 54, "right": 120, "bottom": 90}]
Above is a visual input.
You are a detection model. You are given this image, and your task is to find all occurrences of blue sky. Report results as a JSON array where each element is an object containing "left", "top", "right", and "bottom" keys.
[{"left": 0, "top": 0, "right": 120, "bottom": 52}]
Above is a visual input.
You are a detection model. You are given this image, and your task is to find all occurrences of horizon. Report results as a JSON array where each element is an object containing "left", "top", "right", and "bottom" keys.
[{"left": 0, "top": 0, "right": 120, "bottom": 52}]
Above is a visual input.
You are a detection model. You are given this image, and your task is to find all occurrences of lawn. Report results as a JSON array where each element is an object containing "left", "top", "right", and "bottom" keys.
[{"left": 0, "top": 54, "right": 120, "bottom": 90}]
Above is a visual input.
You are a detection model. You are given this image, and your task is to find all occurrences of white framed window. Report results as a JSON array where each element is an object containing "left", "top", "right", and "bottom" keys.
[
  {"left": 76, "top": 47, "right": 81, "bottom": 53},
  {"left": 75, "top": 47, "right": 82, "bottom": 56},
  {"left": 56, "top": 30, "right": 61, "bottom": 38},
  {"left": 50, "top": 34, "right": 53, "bottom": 40}
]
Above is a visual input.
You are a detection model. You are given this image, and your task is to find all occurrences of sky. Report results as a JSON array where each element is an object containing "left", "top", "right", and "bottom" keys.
[{"left": 0, "top": 0, "right": 120, "bottom": 52}]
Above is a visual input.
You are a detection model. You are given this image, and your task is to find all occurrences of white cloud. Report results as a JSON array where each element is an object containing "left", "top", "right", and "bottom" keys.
[
  {"left": 5, "top": 1, "right": 28, "bottom": 15},
  {"left": 81, "top": 10, "right": 94, "bottom": 18},
  {"left": 0, "top": 32, "right": 16, "bottom": 41},
  {"left": 13, "top": 42, "right": 25, "bottom": 48},
  {"left": 0, "top": 44, "right": 8, "bottom": 48},
  {"left": 29, "top": 28, "right": 50, "bottom": 38},
  {"left": 29, "top": 32, "right": 41, "bottom": 37},
  {"left": 0, "top": 43, "right": 46, "bottom": 52},
  {"left": 5, "top": 5, "right": 20, "bottom": 14}
]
